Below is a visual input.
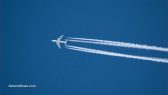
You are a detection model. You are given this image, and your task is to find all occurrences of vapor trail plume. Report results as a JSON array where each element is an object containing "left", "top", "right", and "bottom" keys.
[
  {"left": 65, "top": 45, "right": 168, "bottom": 64},
  {"left": 67, "top": 37, "right": 168, "bottom": 52}
]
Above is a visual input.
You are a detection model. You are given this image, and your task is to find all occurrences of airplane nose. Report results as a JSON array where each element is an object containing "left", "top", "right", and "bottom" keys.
[{"left": 51, "top": 40, "right": 56, "bottom": 42}]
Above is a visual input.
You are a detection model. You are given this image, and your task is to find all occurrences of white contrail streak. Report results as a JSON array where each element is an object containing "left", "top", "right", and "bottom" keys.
[
  {"left": 65, "top": 45, "right": 168, "bottom": 64},
  {"left": 67, "top": 37, "right": 168, "bottom": 52}
]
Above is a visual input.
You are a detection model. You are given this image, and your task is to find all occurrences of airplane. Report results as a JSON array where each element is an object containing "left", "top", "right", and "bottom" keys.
[{"left": 51, "top": 35, "right": 66, "bottom": 49}]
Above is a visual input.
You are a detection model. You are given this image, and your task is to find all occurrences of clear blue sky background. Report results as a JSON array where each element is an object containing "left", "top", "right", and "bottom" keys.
[{"left": 1, "top": 0, "right": 168, "bottom": 95}]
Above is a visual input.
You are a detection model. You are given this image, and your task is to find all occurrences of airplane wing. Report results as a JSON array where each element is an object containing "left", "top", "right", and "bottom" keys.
[
  {"left": 51, "top": 35, "right": 64, "bottom": 49},
  {"left": 56, "top": 35, "right": 64, "bottom": 49},
  {"left": 56, "top": 41, "right": 61, "bottom": 49}
]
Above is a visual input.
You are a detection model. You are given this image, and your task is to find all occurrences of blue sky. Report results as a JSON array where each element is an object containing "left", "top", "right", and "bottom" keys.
[{"left": 1, "top": 0, "right": 168, "bottom": 95}]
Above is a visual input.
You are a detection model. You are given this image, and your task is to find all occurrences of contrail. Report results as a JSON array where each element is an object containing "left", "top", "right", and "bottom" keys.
[
  {"left": 65, "top": 45, "right": 168, "bottom": 64},
  {"left": 67, "top": 37, "right": 168, "bottom": 52},
  {"left": 52, "top": 35, "right": 168, "bottom": 64}
]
